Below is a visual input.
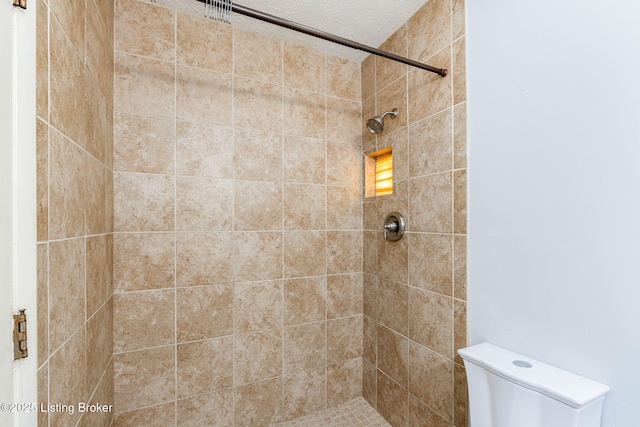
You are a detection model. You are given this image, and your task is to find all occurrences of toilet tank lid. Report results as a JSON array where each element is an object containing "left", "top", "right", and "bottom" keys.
[{"left": 458, "top": 343, "right": 610, "bottom": 408}]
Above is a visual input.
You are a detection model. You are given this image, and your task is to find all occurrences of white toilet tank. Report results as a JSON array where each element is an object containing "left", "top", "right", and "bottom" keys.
[{"left": 458, "top": 343, "right": 610, "bottom": 427}]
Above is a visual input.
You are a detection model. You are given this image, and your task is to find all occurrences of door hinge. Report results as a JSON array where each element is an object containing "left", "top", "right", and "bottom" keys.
[
  {"left": 12, "top": 0, "right": 27, "bottom": 9},
  {"left": 13, "top": 309, "right": 28, "bottom": 360}
]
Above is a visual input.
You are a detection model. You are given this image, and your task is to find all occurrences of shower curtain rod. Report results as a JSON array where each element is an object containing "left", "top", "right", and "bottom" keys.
[{"left": 196, "top": 1, "right": 448, "bottom": 77}]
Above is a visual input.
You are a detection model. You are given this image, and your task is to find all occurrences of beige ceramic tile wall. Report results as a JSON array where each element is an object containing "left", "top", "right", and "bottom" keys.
[
  {"left": 112, "top": 0, "right": 363, "bottom": 424},
  {"left": 36, "top": 0, "right": 115, "bottom": 426},
  {"left": 361, "top": 0, "right": 468, "bottom": 426}
]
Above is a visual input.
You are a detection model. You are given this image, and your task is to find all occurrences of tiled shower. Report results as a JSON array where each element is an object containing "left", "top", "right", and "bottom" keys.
[{"left": 35, "top": 0, "right": 467, "bottom": 425}]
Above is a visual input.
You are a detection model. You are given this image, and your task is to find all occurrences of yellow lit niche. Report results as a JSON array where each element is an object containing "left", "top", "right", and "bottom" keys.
[{"left": 365, "top": 147, "right": 393, "bottom": 197}]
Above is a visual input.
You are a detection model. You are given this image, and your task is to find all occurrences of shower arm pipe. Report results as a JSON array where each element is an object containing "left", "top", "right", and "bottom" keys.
[{"left": 198, "top": 1, "right": 448, "bottom": 77}]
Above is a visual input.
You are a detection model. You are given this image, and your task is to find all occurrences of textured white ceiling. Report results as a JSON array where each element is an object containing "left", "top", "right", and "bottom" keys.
[{"left": 141, "top": 0, "right": 430, "bottom": 62}]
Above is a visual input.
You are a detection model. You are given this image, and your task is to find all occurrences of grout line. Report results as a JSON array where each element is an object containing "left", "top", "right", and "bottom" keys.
[
  {"left": 280, "top": 37, "right": 286, "bottom": 421},
  {"left": 45, "top": 241, "right": 50, "bottom": 427},
  {"left": 323, "top": 50, "right": 329, "bottom": 412},
  {"left": 172, "top": 9, "right": 178, "bottom": 426},
  {"left": 43, "top": 10, "right": 52, "bottom": 384},
  {"left": 230, "top": 23, "right": 237, "bottom": 424}
]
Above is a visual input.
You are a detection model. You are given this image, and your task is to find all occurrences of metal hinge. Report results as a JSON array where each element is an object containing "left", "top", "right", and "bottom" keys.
[
  {"left": 12, "top": 0, "right": 27, "bottom": 9},
  {"left": 13, "top": 309, "right": 28, "bottom": 360}
]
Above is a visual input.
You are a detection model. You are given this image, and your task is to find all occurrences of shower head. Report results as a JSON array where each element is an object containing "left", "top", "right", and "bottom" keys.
[{"left": 366, "top": 108, "right": 398, "bottom": 134}]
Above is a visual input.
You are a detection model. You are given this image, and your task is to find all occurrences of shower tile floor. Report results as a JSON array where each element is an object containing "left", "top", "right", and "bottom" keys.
[{"left": 276, "top": 397, "right": 391, "bottom": 427}]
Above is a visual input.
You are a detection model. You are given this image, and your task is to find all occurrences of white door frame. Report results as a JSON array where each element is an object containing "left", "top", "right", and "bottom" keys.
[{"left": 0, "top": 1, "right": 38, "bottom": 426}]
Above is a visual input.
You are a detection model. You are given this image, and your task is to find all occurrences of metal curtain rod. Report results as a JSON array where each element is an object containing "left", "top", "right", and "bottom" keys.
[{"left": 196, "top": 0, "right": 448, "bottom": 77}]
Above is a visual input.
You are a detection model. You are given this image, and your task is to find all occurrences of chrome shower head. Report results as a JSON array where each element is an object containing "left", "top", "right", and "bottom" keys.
[{"left": 366, "top": 108, "right": 398, "bottom": 134}]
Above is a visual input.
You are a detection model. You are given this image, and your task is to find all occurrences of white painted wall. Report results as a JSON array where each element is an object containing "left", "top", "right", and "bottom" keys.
[
  {"left": 467, "top": 0, "right": 640, "bottom": 425},
  {"left": 0, "top": 2, "right": 17, "bottom": 421},
  {"left": 0, "top": 2, "right": 38, "bottom": 426}
]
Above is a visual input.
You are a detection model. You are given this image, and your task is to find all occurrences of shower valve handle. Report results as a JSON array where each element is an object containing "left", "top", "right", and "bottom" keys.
[{"left": 384, "top": 222, "right": 398, "bottom": 239}]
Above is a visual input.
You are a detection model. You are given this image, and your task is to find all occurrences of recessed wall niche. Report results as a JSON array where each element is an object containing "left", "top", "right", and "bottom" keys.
[{"left": 365, "top": 147, "right": 393, "bottom": 198}]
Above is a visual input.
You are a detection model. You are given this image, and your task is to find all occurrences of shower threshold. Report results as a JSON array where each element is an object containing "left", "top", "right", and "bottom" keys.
[{"left": 275, "top": 397, "right": 390, "bottom": 427}]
